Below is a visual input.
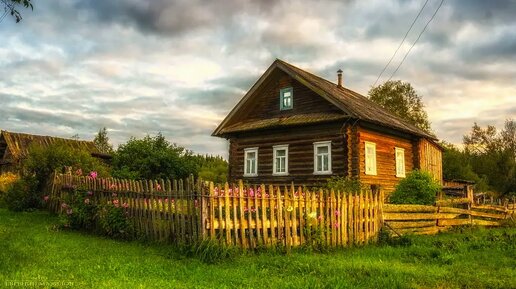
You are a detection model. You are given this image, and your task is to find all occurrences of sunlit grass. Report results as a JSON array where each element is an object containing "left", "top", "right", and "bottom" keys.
[{"left": 0, "top": 208, "right": 514, "bottom": 289}]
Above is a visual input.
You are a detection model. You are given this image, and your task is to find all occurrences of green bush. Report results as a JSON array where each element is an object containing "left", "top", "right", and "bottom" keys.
[
  {"left": 324, "top": 176, "right": 363, "bottom": 193},
  {"left": 96, "top": 201, "right": 133, "bottom": 240},
  {"left": 389, "top": 170, "right": 441, "bottom": 205},
  {"left": 5, "top": 142, "right": 110, "bottom": 212},
  {"left": 4, "top": 177, "right": 39, "bottom": 211}
]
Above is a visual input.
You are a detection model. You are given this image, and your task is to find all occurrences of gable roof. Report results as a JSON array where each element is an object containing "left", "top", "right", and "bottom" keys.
[
  {"left": 213, "top": 59, "right": 436, "bottom": 140},
  {"left": 0, "top": 130, "right": 104, "bottom": 163}
]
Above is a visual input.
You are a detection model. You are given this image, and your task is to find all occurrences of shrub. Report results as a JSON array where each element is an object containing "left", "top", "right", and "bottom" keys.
[
  {"left": 389, "top": 170, "right": 441, "bottom": 205},
  {"left": 4, "top": 177, "right": 39, "bottom": 211},
  {"left": 324, "top": 176, "right": 363, "bottom": 193},
  {"left": 58, "top": 190, "right": 97, "bottom": 231},
  {"left": 0, "top": 172, "right": 19, "bottom": 206},
  {"left": 5, "top": 142, "right": 110, "bottom": 211},
  {"left": 96, "top": 201, "right": 133, "bottom": 240}
]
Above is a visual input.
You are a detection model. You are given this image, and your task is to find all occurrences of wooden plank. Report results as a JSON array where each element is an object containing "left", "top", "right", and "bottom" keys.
[
  {"left": 472, "top": 205, "right": 508, "bottom": 213},
  {"left": 383, "top": 204, "right": 437, "bottom": 213},
  {"left": 269, "top": 184, "right": 276, "bottom": 246},
  {"left": 298, "top": 186, "right": 305, "bottom": 246},
  {"left": 208, "top": 182, "right": 215, "bottom": 239},
  {"left": 472, "top": 219, "right": 501, "bottom": 226},
  {"left": 436, "top": 198, "right": 471, "bottom": 206},
  {"left": 254, "top": 185, "right": 262, "bottom": 246},
  {"left": 224, "top": 183, "right": 231, "bottom": 245},
  {"left": 469, "top": 209, "right": 506, "bottom": 220},
  {"left": 291, "top": 185, "right": 298, "bottom": 246},
  {"left": 261, "top": 184, "right": 269, "bottom": 246},
  {"left": 284, "top": 189, "right": 291, "bottom": 254},
  {"left": 437, "top": 218, "right": 471, "bottom": 227},
  {"left": 398, "top": 226, "right": 440, "bottom": 235},
  {"left": 330, "top": 189, "right": 336, "bottom": 247},
  {"left": 384, "top": 212, "right": 460, "bottom": 221},
  {"left": 247, "top": 186, "right": 255, "bottom": 248},
  {"left": 276, "top": 187, "right": 282, "bottom": 247},
  {"left": 238, "top": 181, "right": 247, "bottom": 248},
  {"left": 387, "top": 220, "right": 437, "bottom": 229}
]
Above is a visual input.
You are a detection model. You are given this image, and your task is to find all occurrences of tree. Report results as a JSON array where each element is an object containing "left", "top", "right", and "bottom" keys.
[
  {"left": 93, "top": 127, "right": 114, "bottom": 154},
  {"left": 111, "top": 133, "right": 198, "bottom": 180},
  {"left": 462, "top": 119, "right": 516, "bottom": 196},
  {"left": 1, "top": 0, "right": 33, "bottom": 23},
  {"left": 368, "top": 80, "right": 432, "bottom": 134}
]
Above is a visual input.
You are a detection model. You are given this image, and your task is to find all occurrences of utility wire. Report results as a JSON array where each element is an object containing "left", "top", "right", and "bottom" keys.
[
  {"left": 387, "top": 0, "right": 445, "bottom": 82},
  {"left": 372, "top": 0, "right": 430, "bottom": 87}
]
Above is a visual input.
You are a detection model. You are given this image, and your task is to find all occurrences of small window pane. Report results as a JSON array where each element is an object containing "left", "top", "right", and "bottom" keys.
[
  {"left": 276, "top": 149, "right": 286, "bottom": 157},
  {"left": 317, "top": 146, "right": 328, "bottom": 154}
]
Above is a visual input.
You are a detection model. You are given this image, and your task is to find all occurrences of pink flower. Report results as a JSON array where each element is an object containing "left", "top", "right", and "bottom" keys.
[
  {"left": 61, "top": 203, "right": 68, "bottom": 209},
  {"left": 122, "top": 202, "right": 129, "bottom": 208},
  {"left": 84, "top": 198, "right": 90, "bottom": 204},
  {"left": 89, "top": 171, "right": 97, "bottom": 179},
  {"left": 335, "top": 210, "right": 340, "bottom": 217},
  {"left": 249, "top": 188, "right": 255, "bottom": 197},
  {"left": 318, "top": 215, "right": 323, "bottom": 221},
  {"left": 113, "top": 199, "right": 119, "bottom": 205},
  {"left": 66, "top": 208, "right": 73, "bottom": 215},
  {"left": 75, "top": 169, "right": 83, "bottom": 176},
  {"left": 171, "top": 198, "right": 175, "bottom": 203},
  {"left": 43, "top": 195, "right": 49, "bottom": 202},
  {"left": 87, "top": 191, "right": 93, "bottom": 196},
  {"left": 334, "top": 222, "right": 339, "bottom": 228},
  {"left": 112, "top": 193, "right": 117, "bottom": 197},
  {"left": 156, "top": 184, "right": 162, "bottom": 191}
]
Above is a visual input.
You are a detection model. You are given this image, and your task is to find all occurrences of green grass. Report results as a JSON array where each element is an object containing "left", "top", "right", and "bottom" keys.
[{"left": 0, "top": 209, "right": 515, "bottom": 289}]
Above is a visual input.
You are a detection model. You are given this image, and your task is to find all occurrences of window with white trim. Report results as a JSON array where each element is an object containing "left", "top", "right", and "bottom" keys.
[
  {"left": 365, "top": 142, "right": 377, "bottom": 175},
  {"left": 395, "top": 147, "right": 406, "bottom": 178},
  {"left": 244, "top": 148, "right": 258, "bottom": 177},
  {"left": 313, "top": 141, "right": 332, "bottom": 174},
  {"left": 280, "top": 87, "right": 293, "bottom": 110},
  {"left": 273, "top": 145, "right": 289, "bottom": 176}
]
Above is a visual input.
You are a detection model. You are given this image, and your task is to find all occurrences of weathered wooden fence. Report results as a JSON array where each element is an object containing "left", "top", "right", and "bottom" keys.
[
  {"left": 49, "top": 173, "right": 384, "bottom": 249},
  {"left": 384, "top": 197, "right": 515, "bottom": 235}
]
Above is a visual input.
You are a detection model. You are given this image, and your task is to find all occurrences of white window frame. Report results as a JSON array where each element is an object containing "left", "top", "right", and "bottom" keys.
[
  {"left": 365, "top": 141, "right": 377, "bottom": 176},
  {"left": 243, "top": 147, "right": 258, "bottom": 177},
  {"left": 313, "top": 141, "right": 332, "bottom": 175},
  {"left": 395, "top": 147, "right": 406, "bottom": 178},
  {"left": 273, "top": 145, "right": 289, "bottom": 176}
]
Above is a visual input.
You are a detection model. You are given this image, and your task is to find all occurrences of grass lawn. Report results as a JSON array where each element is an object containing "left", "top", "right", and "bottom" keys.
[{"left": 0, "top": 208, "right": 515, "bottom": 289}]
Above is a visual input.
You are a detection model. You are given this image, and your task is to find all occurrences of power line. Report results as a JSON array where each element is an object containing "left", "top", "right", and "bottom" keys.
[
  {"left": 372, "top": 0, "right": 430, "bottom": 87},
  {"left": 387, "top": 0, "right": 445, "bottom": 82}
]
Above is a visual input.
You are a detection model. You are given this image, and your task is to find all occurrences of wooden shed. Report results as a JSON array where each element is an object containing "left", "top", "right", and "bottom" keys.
[
  {"left": 212, "top": 59, "right": 443, "bottom": 194},
  {"left": 0, "top": 130, "right": 108, "bottom": 173}
]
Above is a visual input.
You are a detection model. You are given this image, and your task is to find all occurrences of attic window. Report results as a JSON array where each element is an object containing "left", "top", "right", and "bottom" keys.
[{"left": 280, "top": 87, "right": 293, "bottom": 110}]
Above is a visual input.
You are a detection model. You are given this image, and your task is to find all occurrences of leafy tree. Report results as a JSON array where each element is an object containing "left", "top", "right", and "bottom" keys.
[
  {"left": 368, "top": 80, "right": 432, "bottom": 134},
  {"left": 441, "top": 141, "right": 488, "bottom": 192},
  {"left": 195, "top": 155, "right": 228, "bottom": 184},
  {"left": 93, "top": 127, "right": 114, "bottom": 154},
  {"left": 1, "top": 0, "right": 33, "bottom": 23},
  {"left": 112, "top": 133, "right": 198, "bottom": 180},
  {"left": 462, "top": 119, "right": 516, "bottom": 196}
]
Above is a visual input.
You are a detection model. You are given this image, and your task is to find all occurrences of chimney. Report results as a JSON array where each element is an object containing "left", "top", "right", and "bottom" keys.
[{"left": 337, "top": 69, "right": 343, "bottom": 87}]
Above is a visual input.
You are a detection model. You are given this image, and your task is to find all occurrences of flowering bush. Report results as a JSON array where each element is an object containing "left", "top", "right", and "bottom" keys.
[
  {"left": 97, "top": 201, "right": 132, "bottom": 239},
  {"left": 58, "top": 190, "right": 97, "bottom": 231}
]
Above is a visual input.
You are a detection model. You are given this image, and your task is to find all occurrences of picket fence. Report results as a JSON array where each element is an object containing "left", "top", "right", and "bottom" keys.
[{"left": 49, "top": 173, "right": 384, "bottom": 249}]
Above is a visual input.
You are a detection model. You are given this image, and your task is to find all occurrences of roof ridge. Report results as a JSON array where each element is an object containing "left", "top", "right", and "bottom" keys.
[{"left": 276, "top": 59, "right": 434, "bottom": 139}]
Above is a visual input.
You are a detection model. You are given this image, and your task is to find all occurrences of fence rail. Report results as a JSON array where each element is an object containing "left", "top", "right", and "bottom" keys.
[
  {"left": 384, "top": 198, "right": 515, "bottom": 235},
  {"left": 49, "top": 173, "right": 384, "bottom": 249}
]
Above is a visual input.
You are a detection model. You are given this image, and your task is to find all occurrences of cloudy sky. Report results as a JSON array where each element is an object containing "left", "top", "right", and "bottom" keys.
[{"left": 1, "top": 0, "right": 515, "bottom": 157}]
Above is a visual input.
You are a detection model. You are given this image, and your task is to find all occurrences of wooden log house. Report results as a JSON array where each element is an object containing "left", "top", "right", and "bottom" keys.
[
  {"left": 0, "top": 130, "right": 110, "bottom": 173},
  {"left": 212, "top": 59, "right": 443, "bottom": 194}
]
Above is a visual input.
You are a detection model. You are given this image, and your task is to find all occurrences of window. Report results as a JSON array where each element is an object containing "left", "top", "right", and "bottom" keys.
[
  {"left": 273, "top": 145, "right": 289, "bottom": 176},
  {"left": 365, "top": 142, "right": 377, "bottom": 175},
  {"left": 313, "top": 141, "right": 332, "bottom": 174},
  {"left": 244, "top": 148, "right": 258, "bottom": 177},
  {"left": 395, "top": 147, "right": 406, "bottom": 178},
  {"left": 280, "top": 87, "right": 293, "bottom": 110}
]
